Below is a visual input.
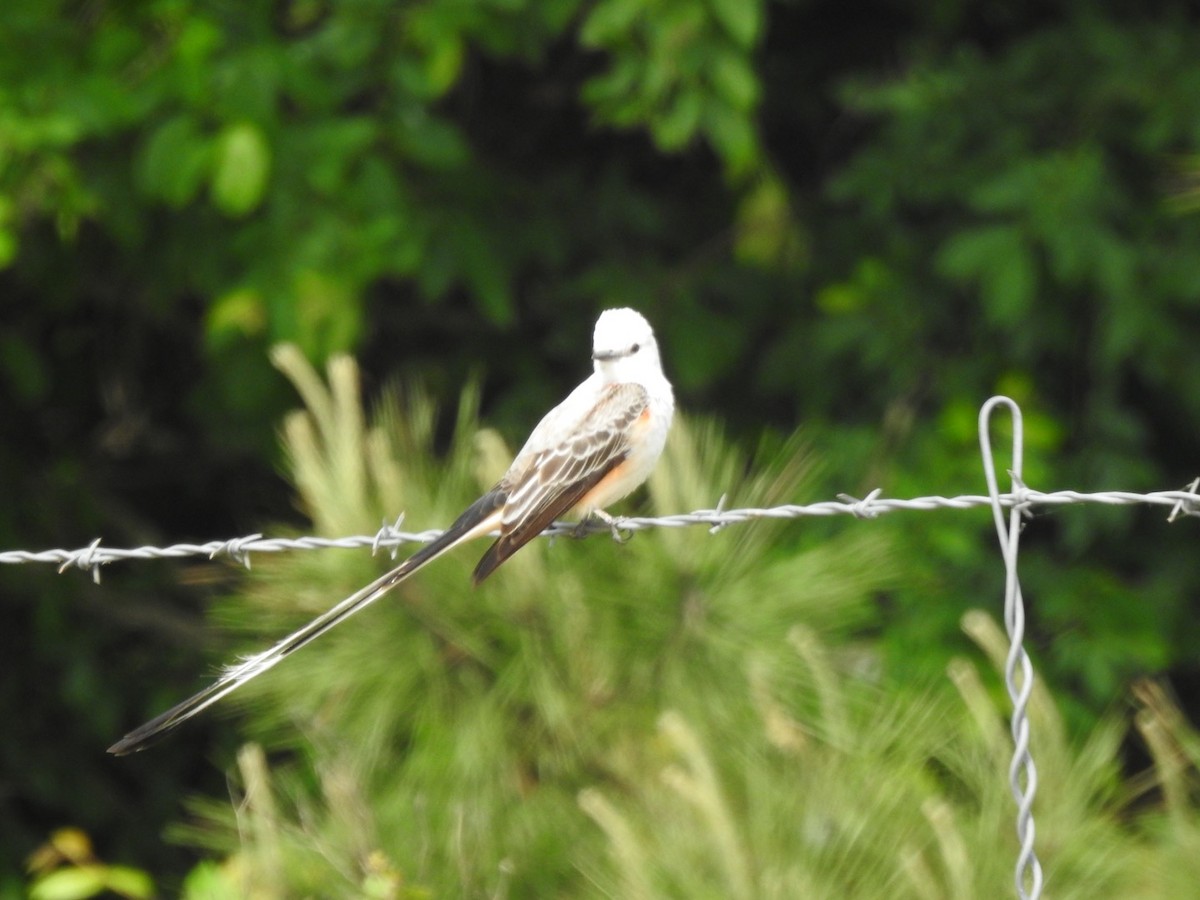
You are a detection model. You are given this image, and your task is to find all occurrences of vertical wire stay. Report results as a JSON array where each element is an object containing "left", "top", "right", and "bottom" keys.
[{"left": 979, "top": 396, "right": 1043, "bottom": 900}]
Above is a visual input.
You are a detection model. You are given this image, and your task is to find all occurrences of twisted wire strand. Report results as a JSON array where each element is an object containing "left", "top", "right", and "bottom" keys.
[{"left": 979, "top": 396, "right": 1043, "bottom": 900}]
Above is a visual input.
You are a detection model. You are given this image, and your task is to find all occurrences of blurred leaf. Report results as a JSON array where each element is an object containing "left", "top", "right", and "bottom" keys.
[
  {"left": 174, "top": 14, "right": 225, "bottom": 70},
  {"left": 26, "top": 829, "right": 93, "bottom": 874},
  {"left": 0, "top": 227, "right": 16, "bottom": 269},
  {"left": 651, "top": 89, "right": 703, "bottom": 149},
  {"left": 394, "top": 114, "right": 469, "bottom": 170},
  {"left": 101, "top": 868, "right": 154, "bottom": 899},
  {"left": 936, "top": 224, "right": 1035, "bottom": 325},
  {"left": 397, "top": 7, "right": 465, "bottom": 99},
  {"left": 703, "top": 100, "right": 761, "bottom": 180},
  {"left": 210, "top": 122, "right": 271, "bottom": 217},
  {"left": 579, "top": 0, "right": 642, "bottom": 45},
  {"left": 206, "top": 287, "right": 268, "bottom": 346},
  {"left": 734, "top": 176, "right": 807, "bottom": 269},
  {"left": 181, "top": 860, "right": 237, "bottom": 900},
  {"left": 137, "top": 116, "right": 211, "bottom": 207},
  {"left": 707, "top": 44, "right": 760, "bottom": 111},
  {"left": 28, "top": 868, "right": 106, "bottom": 900},
  {"left": 707, "top": 0, "right": 761, "bottom": 48}
]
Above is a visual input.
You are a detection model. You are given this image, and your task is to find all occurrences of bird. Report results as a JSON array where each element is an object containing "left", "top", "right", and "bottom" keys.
[{"left": 109, "top": 308, "right": 675, "bottom": 754}]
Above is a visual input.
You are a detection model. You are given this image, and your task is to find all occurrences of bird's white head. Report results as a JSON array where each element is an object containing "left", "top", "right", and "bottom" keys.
[{"left": 591, "top": 308, "right": 664, "bottom": 383}]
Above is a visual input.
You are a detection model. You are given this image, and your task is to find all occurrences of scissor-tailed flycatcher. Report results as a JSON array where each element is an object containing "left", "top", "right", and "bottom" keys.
[{"left": 109, "top": 308, "right": 674, "bottom": 755}]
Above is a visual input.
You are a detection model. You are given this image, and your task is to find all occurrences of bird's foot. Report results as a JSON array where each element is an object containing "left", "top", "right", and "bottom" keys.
[{"left": 592, "top": 509, "right": 633, "bottom": 544}]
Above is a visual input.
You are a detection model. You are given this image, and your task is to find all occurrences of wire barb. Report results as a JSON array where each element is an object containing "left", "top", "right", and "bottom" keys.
[
  {"left": 708, "top": 493, "right": 730, "bottom": 534},
  {"left": 57, "top": 537, "right": 104, "bottom": 584},
  {"left": 1007, "top": 472, "right": 1035, "bottom": 520},
  {"left": 372, "top": 515, "right": 407, "bottom": 559},
  {"left": 1167, "top": 477, "right": 1200, "bottom": 523},
  {"left": 212, "top": 533, "right": 261, "bottom": 569},
  {"left": 837, "top": 488, "right": 884, "bottom": 519}
]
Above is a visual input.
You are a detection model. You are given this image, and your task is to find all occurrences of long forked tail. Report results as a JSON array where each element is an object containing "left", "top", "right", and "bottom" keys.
[{"left": 108, "top": 494, "right": 505, "bottom": 755}]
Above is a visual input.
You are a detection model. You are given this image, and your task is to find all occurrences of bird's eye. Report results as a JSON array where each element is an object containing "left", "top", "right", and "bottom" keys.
[{"left": 631, "top": 343, "right": 641, "bottom": 353}]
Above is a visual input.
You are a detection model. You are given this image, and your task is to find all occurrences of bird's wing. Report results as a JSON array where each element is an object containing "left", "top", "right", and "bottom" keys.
[{"left": 472, "top": 382, "right": 649, "bottom": 583}]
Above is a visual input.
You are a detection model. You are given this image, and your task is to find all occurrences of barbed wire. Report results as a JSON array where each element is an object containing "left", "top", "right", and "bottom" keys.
[
  {"left": 3, "top": 487, "right": 1198, "bottom": 584},
  {"left": 4, "top": 397, "right": 1199, "bottom": 899}
]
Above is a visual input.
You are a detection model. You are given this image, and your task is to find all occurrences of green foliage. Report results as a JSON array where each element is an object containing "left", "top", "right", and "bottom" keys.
[
  {"left": 0, "top": 0, "right": 773, "bottom": 387},
  {"left": 827, "top": 15, "right": 1200, "bottom": 419},
  {"left": 160, "top": 357, "right": 1200, "bottom": 897},
  {"left": 807, "top": 10, "right": 1200, "bottom": 709},
  {"left": 581, "top": 0, "right": 765, "bottom": 177}
]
